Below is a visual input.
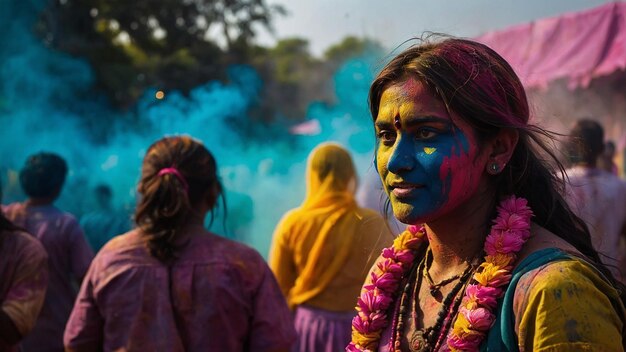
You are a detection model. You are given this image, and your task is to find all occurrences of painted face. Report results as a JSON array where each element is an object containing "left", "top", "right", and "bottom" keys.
[{"left": 375, "top": 77, "right": 489, "bottom": 224}]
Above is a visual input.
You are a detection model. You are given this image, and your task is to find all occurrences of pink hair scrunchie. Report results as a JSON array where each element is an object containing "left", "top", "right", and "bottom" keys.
[{"left": 157, "top": 167, "right": 189, "bottom": 192}]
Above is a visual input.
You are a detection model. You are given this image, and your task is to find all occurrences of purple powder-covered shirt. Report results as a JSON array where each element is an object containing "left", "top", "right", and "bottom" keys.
[
  {"left": 0, "top": 230, "right": 48, "bottom": 352},
  {"left": 64, "top": 229, "right": 296, "bottom": 352},
  {"left": 2, "top": 203, "right": 94, "bottom": 352}
]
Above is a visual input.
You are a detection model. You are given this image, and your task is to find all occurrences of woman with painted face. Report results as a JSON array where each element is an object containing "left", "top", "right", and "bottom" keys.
[
  {"left": 347, "top": 38, "right": 626, "bottom": 352},
  {"left": 64, "top": 136, "right": 296, "bottom": 352}
]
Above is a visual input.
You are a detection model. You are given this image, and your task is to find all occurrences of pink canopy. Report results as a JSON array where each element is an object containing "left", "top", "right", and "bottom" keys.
[{"left": 476, "top": 2, "right": 626, "bottom": 89}]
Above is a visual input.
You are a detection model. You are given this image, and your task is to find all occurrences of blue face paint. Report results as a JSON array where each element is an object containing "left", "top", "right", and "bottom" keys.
[{"left": 374, "top": 78, "right": 485, "bottom": 224}]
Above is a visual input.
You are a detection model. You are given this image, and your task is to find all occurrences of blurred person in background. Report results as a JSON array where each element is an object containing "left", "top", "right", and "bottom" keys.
[
  {"left": 2, "top": 152, "right": 93, "bottom": 352},
  {"left": 598, "top": 140, "right": 619, "bottom": 175},
  {"left": 79, "top": 184, "right": 131, "bottom": 252},
  {"left": 0, "top": 186, "right": 48, "bottom": 352},
  {"left": 565, "top": 119, "right": 626, "bottom": 283},
  {"left": 269, "top": 142, "right": 393, "bottom": 352}
]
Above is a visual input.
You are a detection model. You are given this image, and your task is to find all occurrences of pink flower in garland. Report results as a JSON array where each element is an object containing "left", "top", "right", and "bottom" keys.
[
  {"left": 357, "top": 290, "right": 393, "bottom": 314},
  {"left": 376, "top": 259, "right": 404, "bottom": 277},
  {"left": 394, "top": 249, "right": 416, "bottom": 264},
  {"left": 484, "top": 230, "right": 526, "bottom": 255},
  {"left": 464, "top": 284, "right": 502, "bottom": 309},
  {"left": 459, "top": 307, "right": 496, "bottom": 331},
  {"left": 370, "top": 271, "right": 401, "bottom": 292},
  {"left": 492, "top": 213, "right": 531, "bottom": 233},
  {"left": 447, "top": 331, "right": 484, "bottom": 350},
  {"left": 497, "top": 196, "right": 533, "bottom": 220}
]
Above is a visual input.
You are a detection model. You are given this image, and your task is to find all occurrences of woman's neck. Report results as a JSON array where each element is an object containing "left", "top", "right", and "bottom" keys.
[{"left": 424, "top": 194, "right": 495, "bottom": 276}]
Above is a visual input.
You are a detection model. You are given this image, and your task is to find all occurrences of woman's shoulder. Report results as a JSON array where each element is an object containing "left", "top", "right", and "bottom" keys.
[
  {"left": 514, "top": 223, "right": 579, "bottom": 265},
  {"left": 99, "top": 229, "right": 143, "bottom": 252},
  {"left": 512, "top": 254, "right": 625, "bottom": 351}
]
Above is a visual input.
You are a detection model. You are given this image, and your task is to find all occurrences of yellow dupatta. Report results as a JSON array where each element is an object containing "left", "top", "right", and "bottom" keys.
[{"left": 285, "top": 142, "right": 361, "bottom": 307}]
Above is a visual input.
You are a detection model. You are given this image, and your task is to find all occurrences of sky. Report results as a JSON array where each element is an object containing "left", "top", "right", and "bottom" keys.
[{"left": 257, "top": 0, "right": 616, "bottom": 56}]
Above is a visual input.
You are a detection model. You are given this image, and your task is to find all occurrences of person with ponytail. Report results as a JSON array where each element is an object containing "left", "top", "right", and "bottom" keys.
[
  {"left": 0, "top": 188, "right": 48, "bottom": 352},
  {"left": 269, "top": 142, "right": 394, "bottom": 352},
  {"left": 347, "top": 37, "right": 626, "bottom": 352},
  {"left": 64, "top": 136, "right": 296, "bottom": 352}
]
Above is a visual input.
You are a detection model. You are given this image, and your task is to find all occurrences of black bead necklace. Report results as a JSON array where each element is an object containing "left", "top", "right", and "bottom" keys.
[
  {"left": 390, "top": 257, "right": 422, "bottom": 352},
  {"left": 390, "top": 248, "right": 478, "bottom": 352},
  {"left": 422, "top": 248, "right": 464, "bottom": 299}
]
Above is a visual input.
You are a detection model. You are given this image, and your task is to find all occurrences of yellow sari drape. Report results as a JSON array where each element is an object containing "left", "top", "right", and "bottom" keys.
[{"left": 271, "top": 143, "right": 364, "bottom": 308}]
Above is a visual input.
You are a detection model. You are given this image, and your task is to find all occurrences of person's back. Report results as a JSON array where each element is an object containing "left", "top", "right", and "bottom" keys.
[
  {"left": 66, "top": 229, "right": 294, "bottom": 351},
  {"left": 270, "top": 143, "right": 393, "bottom": 352},
  {"left": 566, "top": 166, "right": 626, "bottom": 275},
  {"left": 0, "top": 208, "right": 48, "bottom": 352},
  {"left": 3, "top": 153, "right": 93, "bottom": 352},
  {"left": 564, "top": 120, "right": 626, "bottom": 281},
  {"left": 64, "top": 136, "right": 295, "bottom": 352}
]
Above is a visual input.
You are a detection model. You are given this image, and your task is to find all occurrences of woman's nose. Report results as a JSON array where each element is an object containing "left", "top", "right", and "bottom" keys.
[{"left": 387, "top": 137, "right": 415, "bottom": 173}]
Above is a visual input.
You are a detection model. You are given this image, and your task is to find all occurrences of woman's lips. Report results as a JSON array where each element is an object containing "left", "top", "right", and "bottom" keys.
[{"left": 390, "top": 184, "right": 424, "bottom": 198}]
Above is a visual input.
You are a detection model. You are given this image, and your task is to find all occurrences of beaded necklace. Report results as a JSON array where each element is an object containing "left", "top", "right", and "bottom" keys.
[
  {"left": 390, "top": 249, "right": 477, "bottom": 352},
  {"left": 422, "top": 248, "right": 464, "bottom": 299}
]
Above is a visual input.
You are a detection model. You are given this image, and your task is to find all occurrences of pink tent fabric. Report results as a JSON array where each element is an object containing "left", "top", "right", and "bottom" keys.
[{"left": 476, "top": 2, "right": 626, "bottom": 89}]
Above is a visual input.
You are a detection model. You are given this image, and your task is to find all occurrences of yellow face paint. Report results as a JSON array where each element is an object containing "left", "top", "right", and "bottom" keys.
[{"left": 424, "top": 147, "right": 436, "bottom": 155}]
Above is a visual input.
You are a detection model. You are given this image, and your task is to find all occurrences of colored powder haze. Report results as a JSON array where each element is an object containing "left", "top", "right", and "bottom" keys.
[{"left": 0, "top": 0, "right": 394, "bottom": 257}]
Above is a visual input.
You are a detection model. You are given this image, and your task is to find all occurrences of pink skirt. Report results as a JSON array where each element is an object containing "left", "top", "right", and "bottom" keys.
[{"left": 292, "top": 305, "right": 355, "bottom": 352}]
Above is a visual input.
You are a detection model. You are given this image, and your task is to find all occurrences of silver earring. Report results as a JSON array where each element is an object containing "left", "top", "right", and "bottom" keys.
[{"left": 489, "top": 163, "right": 499, "bottom": 174}]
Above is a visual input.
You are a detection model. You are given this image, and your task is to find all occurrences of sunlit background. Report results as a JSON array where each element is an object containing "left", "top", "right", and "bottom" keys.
[{"left": 1, "top": 0, "right": 623, "bottom": 257}]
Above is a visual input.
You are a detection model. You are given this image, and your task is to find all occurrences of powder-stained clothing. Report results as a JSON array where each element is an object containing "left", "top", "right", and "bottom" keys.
[
  {"left": 0, "top": 230, "right": 48, "bottom": 352},
  {"left": 512, "top": 253, "right": 625, "bottom": 351},
  {"left": 2, "top": 203, "right": 94, "bottom": 352},
  {"left": 64, "top": 229, "right": 296, "bottom": 352},
  {"left": 373, "top": 248, "right": 625, "bottom": 352},
  {"left": 564, "top": 166, "right": 626, "bottom": 280}
]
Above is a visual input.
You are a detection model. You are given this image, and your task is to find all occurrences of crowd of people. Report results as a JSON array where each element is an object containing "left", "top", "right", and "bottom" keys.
[{"left": 1, "top": 37, "right": 625, "bottom": 352}]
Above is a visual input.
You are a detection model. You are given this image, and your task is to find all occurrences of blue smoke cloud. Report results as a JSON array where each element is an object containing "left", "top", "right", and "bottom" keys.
[{"left": 0, "top": 0, "right": 392, "bottom": 257}]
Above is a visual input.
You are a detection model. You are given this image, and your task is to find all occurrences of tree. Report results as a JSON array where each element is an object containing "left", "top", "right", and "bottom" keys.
[
  {"left": 324, "top": 36, "right": 384, "bottom": 64},
  {"left": 38, "top": 0, "right": 285, "bottom": 108}
]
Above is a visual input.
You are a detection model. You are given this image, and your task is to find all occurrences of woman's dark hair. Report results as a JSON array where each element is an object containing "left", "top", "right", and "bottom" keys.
[
  {"left": 19, "top": 152, "right": 68, "bottom": 198},
  {"left": 135, "top": 136, "right": 223, "bottom": 262},
  {"left": 369, "top": 37, "right": 625, "bottom": 301}
]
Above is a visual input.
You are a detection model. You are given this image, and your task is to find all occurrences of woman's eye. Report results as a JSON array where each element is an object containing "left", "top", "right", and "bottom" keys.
[
  {"left": 415, "top": 129, "right": 437, "bottom": 139},
  {"left": 377, "top": 131, "right": 396, "bottom": 144}
]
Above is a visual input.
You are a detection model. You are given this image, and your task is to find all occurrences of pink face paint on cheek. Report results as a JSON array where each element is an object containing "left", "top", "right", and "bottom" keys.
[{"left": 437, "top": 144, "right": 483, "bottom": 215}]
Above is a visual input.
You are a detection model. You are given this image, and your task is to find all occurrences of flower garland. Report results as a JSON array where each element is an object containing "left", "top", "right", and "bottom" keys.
[
  {"left": 347, "top": 224, "right": 427, "bottom": 351},
  {"left": 447, "top": 196, "right": 532, "bottom": 351},
  {"left": 346, "top": 196, "right": 533, "bottom": 352}
]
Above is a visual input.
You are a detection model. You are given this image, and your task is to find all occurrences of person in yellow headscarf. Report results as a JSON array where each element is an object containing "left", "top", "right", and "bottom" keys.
[{"left": 269, "top": 142, "right": 394, "bottom": 352}]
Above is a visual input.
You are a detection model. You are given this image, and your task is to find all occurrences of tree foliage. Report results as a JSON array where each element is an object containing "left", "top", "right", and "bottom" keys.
[{"left": 39, "top": 0, "right": 285, "bottom": 108}]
